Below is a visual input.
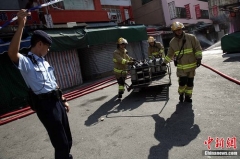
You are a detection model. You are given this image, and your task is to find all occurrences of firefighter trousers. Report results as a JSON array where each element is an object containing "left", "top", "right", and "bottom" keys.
[
  {"left": 177, "top": 70, "right": 195, "bottom": 97},
  {"left": 117, "top": 77, "right": 126, "bottom": 94}
]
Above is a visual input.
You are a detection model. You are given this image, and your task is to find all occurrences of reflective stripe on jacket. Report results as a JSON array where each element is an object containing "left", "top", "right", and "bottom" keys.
[
  {"left": 113, "top": 48, "right": 132, "bottom": 79},
  {"left": 164, "top": 32, "right": 202, "bottom": 73},
  {"left": 148, "top": 42, "right": 165, "bottom": 58}
]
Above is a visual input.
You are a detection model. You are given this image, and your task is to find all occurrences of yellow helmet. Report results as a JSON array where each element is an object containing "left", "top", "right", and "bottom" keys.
[
  {"left": 147, "top": 36, "right": 155, "bottom": 43},
  {"left": 171, "top": 22, "right": 184, "bottom": 31},
  {"left": 117, "top": 37, "right": 128, "bottom": 44}
]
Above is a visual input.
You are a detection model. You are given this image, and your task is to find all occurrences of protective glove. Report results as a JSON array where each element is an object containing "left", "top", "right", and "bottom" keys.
[
  {"left": 127, "top": 61, "right": 134, "bottom": 65},
  {"left": 161, "top": 62, "right": 167, "bottom": 66},
  {"left": 132, "top": 58, "right": 137, "bottom": 61},
  {"left": 196, "top": 59, "right": 201, "bottom": 67}
]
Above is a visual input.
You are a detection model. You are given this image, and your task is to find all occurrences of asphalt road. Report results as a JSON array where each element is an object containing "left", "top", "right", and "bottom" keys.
[{"left": 0, "top": 46, "right": 240, "bottom": 159}]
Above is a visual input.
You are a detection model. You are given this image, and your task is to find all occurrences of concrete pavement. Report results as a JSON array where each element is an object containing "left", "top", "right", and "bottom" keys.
[{"left": 0, "top": 46, "right": 240, "bottom": 159}]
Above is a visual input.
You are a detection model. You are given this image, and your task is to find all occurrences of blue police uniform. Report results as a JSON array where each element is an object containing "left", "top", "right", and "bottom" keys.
[
  {"left": 17, "top": 30, "right": 73, "bottom": 159},
  {"left": 19, "top": 52, "right": 57, "bottom": 94}
]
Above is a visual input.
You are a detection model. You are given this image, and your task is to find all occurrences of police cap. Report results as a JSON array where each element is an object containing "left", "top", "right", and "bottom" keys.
[{"left": 32, "top": 30, "right": 52, "bottom": 45}]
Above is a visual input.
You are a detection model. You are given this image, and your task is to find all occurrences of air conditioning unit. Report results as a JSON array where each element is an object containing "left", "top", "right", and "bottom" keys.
[
  {"left": 107, "top": 12, "right": 117, "bottom": 20},
  {"left": 67, "top": 22, "right": 77, "bottom": 28}
]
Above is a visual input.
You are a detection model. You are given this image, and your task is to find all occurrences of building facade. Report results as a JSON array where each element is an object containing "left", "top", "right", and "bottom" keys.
[
  {"left": 131, "top": 0, "right": 213, "bottom": 49},
  {"left": 208, "top": 0, "right": 240, "bottom": 34},
  {"left": 163, "top": 0, "right": 212, "bottom": 27},
  {"left": 131, "top": 0, "right": 165, "bottom": 26},
  {"left": 0, "top": 0, "right": 134, "bottom": 30},
  {"left": 131, "top": 0, "right": 212, "bottom": 26}
]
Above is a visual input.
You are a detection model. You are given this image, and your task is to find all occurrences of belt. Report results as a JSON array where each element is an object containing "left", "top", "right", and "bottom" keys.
[{"left": 37, "top": 89, "right": 62, "bottom": 100}]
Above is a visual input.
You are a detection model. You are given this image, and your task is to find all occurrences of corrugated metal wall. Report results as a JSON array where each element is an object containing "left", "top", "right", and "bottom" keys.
[
  {"left": 127, "top": 41, "right": 147, "bottom": 60},
  {"left": 78, "top": 42, "right": 146, "bottom": 80},
  {"left": 78, "top": 43, "right": 116, "bottom": 80},
  {"left": 45, "top": 49, "right": 83, "bottom": 90}
]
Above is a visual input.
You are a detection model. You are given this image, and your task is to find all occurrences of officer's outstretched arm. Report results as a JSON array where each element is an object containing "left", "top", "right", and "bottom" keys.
[{"left": 8, "top": 10, "right": 30, "bottom": 63}]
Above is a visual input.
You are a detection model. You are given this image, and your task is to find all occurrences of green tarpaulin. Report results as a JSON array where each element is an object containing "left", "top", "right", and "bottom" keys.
[
  {"left": 84, "top": 25, "right": 148, "bottom": 46},
  {"left": 38, "top": 28, "right": 87, "bottom": 52},
  {"left": 221, "top": 31, "right": 240, "bottom": 53},
  {"left": 28, "top": 25, "right": 147, "bottom": 51}
]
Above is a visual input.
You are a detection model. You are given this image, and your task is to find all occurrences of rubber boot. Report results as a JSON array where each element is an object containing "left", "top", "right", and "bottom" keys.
[
  {"left": 117, "top": 94, "right": 122, "bottom": 99},
  {"left": 184, "top": 95, "right": 192, "bottom": 103},
  {"left": 179, "top": 94, "right": 184, "bottom": 102},
  {"left": 118, "top": 92, "right": 123, "bottom": 99},
  {"left": 127, "top": 85, "right": 133, "bottom": 92}
]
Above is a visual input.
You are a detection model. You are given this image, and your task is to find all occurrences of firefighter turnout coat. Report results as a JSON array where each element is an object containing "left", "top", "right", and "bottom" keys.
[
  {"left": 164, "top": 32, "right": 202, "bottom": 77},
  {"left": 113, "top": 48, "right": 132, "bottom": 79},
  {"left": 148, "top": 42, "right": 165, "bottom": 59}
]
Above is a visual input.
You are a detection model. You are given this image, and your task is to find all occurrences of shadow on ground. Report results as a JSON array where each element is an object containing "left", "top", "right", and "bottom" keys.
[
  {"left": 148, "top": 103, "right": 200, "bottom": 159},
  {"left": 222, "top": 56, "right": 240, "bottom": 62},
  {"left": 84, "top": 86, "right": 169, "bottom": 126}
]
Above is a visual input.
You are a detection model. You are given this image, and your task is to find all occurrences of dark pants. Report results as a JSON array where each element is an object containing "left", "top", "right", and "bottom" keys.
[
  {"left": 36, "top": 99, "right": 73, "bottom": 159},
  {"left": 117, "top": 77, "right": 126, "bottom": 94}
]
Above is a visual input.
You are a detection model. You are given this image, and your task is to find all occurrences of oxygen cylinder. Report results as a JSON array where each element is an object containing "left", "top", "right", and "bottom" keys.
[
  {"left": 148, "top": 59, "right": 156, "bottom": 73},
  {"left": 130, "top": 65, "right": 137, "bottom": 85},
  {"left": 142, "top": 60, "right": 151, "bottom": 83},
  {"left": 161, "top": 58, "right": 167, "bottom": 71},
  {"left": 155, "top": 58, "right": 161, "bottom": 72}
]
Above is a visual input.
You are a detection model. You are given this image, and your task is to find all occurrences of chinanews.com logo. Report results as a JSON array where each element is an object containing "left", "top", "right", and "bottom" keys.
[{"left": 203, "top": 136, "right": 240, "bottom": 156}]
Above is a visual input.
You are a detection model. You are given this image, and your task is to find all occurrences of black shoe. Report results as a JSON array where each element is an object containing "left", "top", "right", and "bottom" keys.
[
  {"left": 127, "top": 85, "right": 133, "bottom": 92},
  {"left": 184, "top": 96, "right": 192, "bottom": 103},
  {"left": 179, "top": 94, "right": 184, "bottom": 102},
  {"left": 117, "top": 94, "right": 122, "bottom": 99}
]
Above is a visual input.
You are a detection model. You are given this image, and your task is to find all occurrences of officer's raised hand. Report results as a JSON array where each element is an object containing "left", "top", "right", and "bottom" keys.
[{"left": 17, "top": 9, "right": 31, "bottom": 26}]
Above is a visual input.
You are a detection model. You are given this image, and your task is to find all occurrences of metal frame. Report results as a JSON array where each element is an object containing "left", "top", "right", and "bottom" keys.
[{"left": 123, "top": 61, "right": 172, "bottom": 90}]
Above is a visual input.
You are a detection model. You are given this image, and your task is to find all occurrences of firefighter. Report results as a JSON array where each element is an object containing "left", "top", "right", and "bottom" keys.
[
  {"left": 148, "top": 36, "right": 165, "bottom": 59},
  {"left": 113, "top": 37, "right": 135, "bottom": 99},
  {"left": 162, "top": 22, "right": 202, "bottom": 103}
]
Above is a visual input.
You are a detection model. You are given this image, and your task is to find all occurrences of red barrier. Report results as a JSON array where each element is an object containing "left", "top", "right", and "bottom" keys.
[
  {"left": 0, "top": 110, "right": 35, "bottom": 126},
  {"left": 0, "top": 76, "right": 119, "bottom": 125}
]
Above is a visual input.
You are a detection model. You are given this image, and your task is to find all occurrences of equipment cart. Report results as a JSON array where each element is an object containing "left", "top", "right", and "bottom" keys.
[{"left": 125, "top": 58, "right": 171, "bottom": 98}]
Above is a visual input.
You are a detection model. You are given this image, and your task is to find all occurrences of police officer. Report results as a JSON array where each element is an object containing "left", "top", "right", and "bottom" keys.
[
  {"left": 113, "top": 37, "right": 134, "bottom": 99},
  {"left": 148, "top": 36, "right": 165, "bottom": 59},
  {"left": 8, "top": 10, "right": 73, "bottom": 159},
  {"left": 162, "top": 22, "right": 202, "bottom": 103}
]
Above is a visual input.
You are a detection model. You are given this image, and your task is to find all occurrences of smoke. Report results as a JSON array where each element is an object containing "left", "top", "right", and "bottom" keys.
[
  {"left": 195, "top": 33, "right": 214, "bottom": 46},
  {"left": 190, "top": 31, "right": 214, "bottom": 49}
]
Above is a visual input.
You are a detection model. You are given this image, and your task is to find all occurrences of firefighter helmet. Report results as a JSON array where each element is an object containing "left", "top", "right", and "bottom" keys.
[
  {"left": 171, "top": 22, "right": 184, "bottom": 31},
  {"left": 117, "top": 37, "right": 128, "bottom": 44},
  {"left": 147, "top": 36, "right": 156, "bottom": 43}
]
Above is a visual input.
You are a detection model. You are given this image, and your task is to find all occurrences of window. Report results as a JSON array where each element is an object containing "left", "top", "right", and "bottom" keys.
[
  {"left": 201, "top": 10, "right": 209, "bottom": 19},
  {"left": 142, "top": 0, "right": 153, "bottom": 5},
  {"left": 168, "top": 1, "right": 177, "bottom": 19},
  {"left": 176, "top": 7, "right": 187, "bottom": 18}
]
